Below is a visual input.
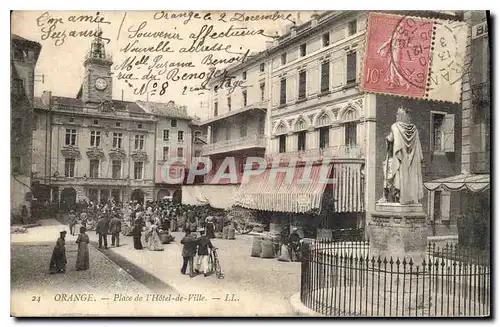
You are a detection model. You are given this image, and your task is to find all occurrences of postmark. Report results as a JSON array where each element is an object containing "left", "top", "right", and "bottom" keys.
[{"left": 361, "top": 12, "right": 467, "bottom": 103}]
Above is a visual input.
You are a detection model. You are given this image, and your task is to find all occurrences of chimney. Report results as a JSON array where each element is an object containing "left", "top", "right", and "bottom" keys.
[{"left": 41, "top": 91, "right": 52, "bottom": 107}]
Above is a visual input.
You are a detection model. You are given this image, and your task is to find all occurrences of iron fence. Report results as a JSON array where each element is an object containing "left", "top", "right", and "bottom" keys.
[{"left": 300, "top": 240, "right": 490, "bottom": 317}]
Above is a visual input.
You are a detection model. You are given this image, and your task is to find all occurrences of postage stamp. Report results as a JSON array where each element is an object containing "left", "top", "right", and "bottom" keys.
[{"left": 361, "top": 12, "right": 467, "bottom": 103}]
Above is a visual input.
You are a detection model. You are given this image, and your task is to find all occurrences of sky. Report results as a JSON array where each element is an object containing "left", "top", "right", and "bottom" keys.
[{"left": 11, "top": 10, "right": 314, "bottom": 118}]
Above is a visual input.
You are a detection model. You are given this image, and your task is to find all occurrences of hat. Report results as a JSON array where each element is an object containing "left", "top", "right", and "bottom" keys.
[
  {"left": 60, "top": 231, "right": 67, "bottom": 235},
  {"left": 292, "top": 227, "right": 298, "bottom": 232}
]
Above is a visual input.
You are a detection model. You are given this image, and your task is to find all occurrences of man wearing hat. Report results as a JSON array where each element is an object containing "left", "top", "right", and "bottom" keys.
[
  {"left": 49, "top": 231, "right": 67, "bottom": 274},
  {"left": 96, "top": 213, "right": 110, "bottom": 249},
  {"left": 68, "top": 210, "right": 77, "bottom": 236},
  {"left": 195, "top": 229, "right": 214, "bottom": 277}
]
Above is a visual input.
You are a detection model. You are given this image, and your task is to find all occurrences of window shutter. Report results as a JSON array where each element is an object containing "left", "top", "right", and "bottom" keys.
[
  {"left": 440, "top": 191, "right": 451, "bottom": 221},
  {"left": 272, "top": 80, "right": 280, "bottom": 107},
  {"left": 331, "top": 55, "right": 345, "bottom": 88},
  {"left": 330, "top": 26, "right": 345, "bottom": 44},
  {"left": 321, "top": 61, "right": 330, "bottom": 92},
  {"left": 307, "top": 64, "right": 319, "bottom": 96},
  {"left": 286, "top": 74, "right": 297, "bottom": 103},
  {"left": 346, "top": 52, "right": 357, "bottom": 83},
  {"left": 443, "top": 113, "right": 455, "bottom": 152}
]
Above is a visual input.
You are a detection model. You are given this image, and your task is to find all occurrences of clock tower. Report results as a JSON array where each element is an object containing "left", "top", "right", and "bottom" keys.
[{"left": 81, "top": 31, "right": 113, "bottom": 103}]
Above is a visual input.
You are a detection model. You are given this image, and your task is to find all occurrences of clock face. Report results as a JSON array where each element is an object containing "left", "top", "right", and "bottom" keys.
[{"left": 95, "top": 77, "right": 108, "bottom": 91}]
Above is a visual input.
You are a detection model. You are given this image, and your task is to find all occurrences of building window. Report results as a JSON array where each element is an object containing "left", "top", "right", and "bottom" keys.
[
  {"left": 115, "top": 122, "right": 121, "bottom": 127},
  {"left": 242, "top": 71, "right": 247, "bottom": 80},
  {"left": 177, "top": 147, "right": 184, "bottom": 158},
  {"left": 280, "top": 78, "right": 287, "bottom": 105},
  {"left": 259, "top": 63, "right": 265, "bottom": 72},
  {"left": 345, "top": 122, "right": 357, "bottom": 147},
  {"left": 93, "top": 119, "right": 99, "bottom": 125},
  {"left": 321, "top": 61, "right": 330, "bottom": 93},
  {"left": 65, "top": 129, "right": 77, "bottom": 146},
  {"left": 260, "top": 82, "right": 265, "bottom": 101},
  {"left": 112, "top": 132, "right": 123, "bottom": 148},
  {"left": 346, "top": 52, "right": 357, "bottom": 84},
  {"left": 178, "top": 130, "right": 184, "bottom": 142},
  {"left": 242, "top": 90, "right": 247, "bottom": 107},
  {"left": 322, "top": 32, "right": 330, "bottom": 47},
  {"left": 300, "top": 43, "right": 307, "bottom": 57},
  {"left": 90, "top": 131, "right": 101, "bottom": 147},
  {"left": 279, "top": 135, "right": 286, "bottom": 153},
  {"left": 194, "top": 150, "right": 201, "bottom": 157},
  {"left": 227, "top": 96, "right": 231, "bottom": 111},
  {"left": 134, "top": 134, "right": 145, "bottom": 150},
  {"left": 348, "top": 20, "right": 357, "bottom": 36},
  {"left": 163, "top": 129, "right": 169, "bottom": 141},
  {"left": 12, "top": 156, "right": 21, "bottom": 173},
  {"left": 12, "top": 78, "right": 23, "bottom": 96},
  {"left": 297, "top": 131, "right": 306, "bottom": 151},
  {"left": 69, "top": 117, "right": 75, "bottom": 123},
  {"left": 430, "top": 112, "right": 455, "bottom": 152},
  {"left": 281, "top": 53, "right": 287, "bottom": 65},
  {"left": 89, "top": 159, "right": 99, "bottom": 178},
  {"left": 194, "top": 130, "right": 202, "bottom": 139},
  {"left": 298, "top": 71, "right": 307, "bottom": 99},
  {"left": 137, "top": 123, "right": 142, "bottom": 129},
  {"left": 319, "top": 127, "right": 330, "bottom": 149},
  {"left": 134, "top": 162, "right": 143, "bottom": 179},
  {"left": 163, "top": 146, "right": 169, "bottom": 160},
  {"left": 171, "top": 119, "right": 177, "bottom": 127},
  {"left": 112, "top": 160, "right": 121, "bottom": 179},
  {"left": 33, "top": 114, "right": 38, "bottom": 130},
  {"left": 214, "top": 102, "right": 218, "bottom": 117}
]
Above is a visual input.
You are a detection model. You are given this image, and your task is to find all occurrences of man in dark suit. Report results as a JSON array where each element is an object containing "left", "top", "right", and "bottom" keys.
[
  {"left": 96, "top": 215, "right": 110, "bottom": 249},
  {"left": 195, "top": 229, "right": 214, "bottom": 277},
  {"left": 180, "top": 229, "right": 198, "bottom": 277},
  {"left": 109, "top": 214, "right": 122, "bottom": 247}
]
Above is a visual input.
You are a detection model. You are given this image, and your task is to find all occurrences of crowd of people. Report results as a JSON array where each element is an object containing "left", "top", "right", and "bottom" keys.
[{"left": 49, "top": 198, "right": 226, "bottom": 274}]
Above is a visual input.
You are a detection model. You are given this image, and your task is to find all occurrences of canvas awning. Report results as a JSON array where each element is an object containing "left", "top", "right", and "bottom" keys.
[
  {"left": 423, "top": 174, "right": 490, "bottom": 192},
  {"left": 332, "top": 163, "right": 364, "bottom": 212},
  {"left": 234, "top": 164, "right": 332, "bottom": 213}
]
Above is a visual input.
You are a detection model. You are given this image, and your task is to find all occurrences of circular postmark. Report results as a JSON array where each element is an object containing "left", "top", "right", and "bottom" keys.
[
  {"left": 389, "top": 15, "right": 435, "bottom": 92},
  {"left": 389, "top": 14, "right": 469, "bottom": 97}
]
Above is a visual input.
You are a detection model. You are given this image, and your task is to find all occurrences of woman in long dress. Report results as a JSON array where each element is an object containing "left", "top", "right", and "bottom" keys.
[
  {"left": 49, "top": 231, "right": 67, "bottom": 274},
  {"left": 147, "top": 222, "right": 164, "bottom": 251},
  {"left": 75, "top": 226, "right": 90, "bottom": 271}
]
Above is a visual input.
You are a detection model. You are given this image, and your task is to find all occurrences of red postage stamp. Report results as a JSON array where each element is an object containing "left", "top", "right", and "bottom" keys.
[{"left": 361, "top": 13, "right": 434, "bottom": 98}]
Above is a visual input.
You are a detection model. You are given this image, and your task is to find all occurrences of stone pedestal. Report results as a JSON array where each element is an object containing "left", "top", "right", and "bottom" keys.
[{"left": 369, "top": 203, "right": 427, "bottom": 266}]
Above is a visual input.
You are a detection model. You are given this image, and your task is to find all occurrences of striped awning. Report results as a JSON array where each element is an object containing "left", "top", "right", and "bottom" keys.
[
  {"left": 235, "top": 164, "right": 332, "bottom": 213},
  {"left": 423, "top": 174, "right": 490, "bottom": 192},
  {"left": 332, "top": 163, "right": 364, "bottom": 213}
]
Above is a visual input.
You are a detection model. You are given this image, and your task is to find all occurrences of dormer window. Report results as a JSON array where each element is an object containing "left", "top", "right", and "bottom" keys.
[
  {"left": 93, "top": 120, "right": 99, "bottom": 125},
  {"left": 138, "top": 123, "right": 143, "bottom": 129},
  {"left": 115, "top": 122, "right": 121, "bottom": 127},
  {"left": 281, "top": 53, "right": 287, "bottom": 65},
  {"left": 69, "top": 117, "right": 75, "bottom": 123},
  {"left": 242, "top": 71, "right": 247, "bottom": 80}
]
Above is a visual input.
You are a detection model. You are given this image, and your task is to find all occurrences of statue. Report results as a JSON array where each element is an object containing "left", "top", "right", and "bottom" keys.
[{"left": 379, "top": 107, "right": 424, "bottom": 205}]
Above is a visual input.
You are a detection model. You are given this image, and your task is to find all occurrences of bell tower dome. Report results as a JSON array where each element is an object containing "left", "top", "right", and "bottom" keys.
[{"left": 81, "top": 28, "right": 113, "bottom": 103}]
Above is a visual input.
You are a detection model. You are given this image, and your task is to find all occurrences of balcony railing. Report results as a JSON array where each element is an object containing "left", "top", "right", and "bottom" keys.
[
  {"left": 266, "top": 145, "right": 362, "bottom": 162},
  {"left": 201, "top": 134, "right": 266, "bottom": 156},
  {"left": 50, "top": 176, "right": 131, "bottom": 186}
]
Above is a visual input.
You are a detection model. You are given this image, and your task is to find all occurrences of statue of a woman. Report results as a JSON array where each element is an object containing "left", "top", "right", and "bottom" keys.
[{"left": 379, "top": 107, "right": 424, "bottom": 205}]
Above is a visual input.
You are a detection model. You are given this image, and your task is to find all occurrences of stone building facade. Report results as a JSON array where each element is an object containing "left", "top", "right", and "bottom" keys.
[
  {"left": 11, "top": 35, "right": 42, "bottom": 217},
  {"left": 31, "top": 35, "right": 189, "bottom": 208}
]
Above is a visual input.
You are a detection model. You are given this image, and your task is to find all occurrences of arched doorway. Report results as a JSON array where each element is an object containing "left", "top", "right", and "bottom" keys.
[
  {"left": 131, "top": 189, "right": 145, "bottom": 204},
  {"left": 173, "top": 189, "right": 182, "bottom": 203},
  {"left": 157, "top": 189, "right": 171, "bottom": 201}
]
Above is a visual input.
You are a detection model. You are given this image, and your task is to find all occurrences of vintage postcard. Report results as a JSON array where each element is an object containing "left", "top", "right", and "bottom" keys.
[{"left": 10, "top": 10, "right": 490, "bottom": 317}]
